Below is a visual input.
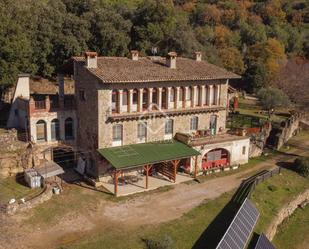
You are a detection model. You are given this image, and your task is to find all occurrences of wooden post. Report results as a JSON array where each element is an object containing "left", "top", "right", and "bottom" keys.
[
  {"left": 114, "top": 170, "right": 121, "bottom": 196},
  {"left": 144, "top": 165, "right": 152, "bottom": 189},
  {"left": 194, "top": 155, "right": 198, "bottom": 179},
  {"left": 171, "top": 160, "right": 180, "bottom": 183}
]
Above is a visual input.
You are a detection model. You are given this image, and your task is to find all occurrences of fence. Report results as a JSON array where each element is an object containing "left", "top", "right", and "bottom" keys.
[{"left": 232, "top": 167, "right": 282, "bottom": 204}]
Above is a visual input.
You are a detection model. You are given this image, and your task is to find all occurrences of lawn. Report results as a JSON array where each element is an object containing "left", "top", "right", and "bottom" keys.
[
  {"left": 0, "top": 176, "right": 42, "bottom": 204},
  {"left": 251, "top": 169, "right": 309, "bottom": 236},
  {"left": 235, "top": 98, "right": 289, "bottom": 125},
  {"left": 59, "top": 168, "right": 308, "bottom": 249},
  {"left": 272, "top": 205, "right": 309, "bottom": 249}
]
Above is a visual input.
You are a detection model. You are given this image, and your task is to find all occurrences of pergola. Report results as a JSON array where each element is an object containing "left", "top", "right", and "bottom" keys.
[{"left": 97, "top": 140, "right": 200, "bottom": 196}]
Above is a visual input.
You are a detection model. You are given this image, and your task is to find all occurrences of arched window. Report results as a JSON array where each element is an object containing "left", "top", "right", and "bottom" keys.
[
  {"left": 161, "top": 87, "right": 167, "bottom": 109},
  {"left": 142, "top": 88, "right": 148, "bottom": 110},
  {"left": 212, "top": 85, "right": 217, "bottom": 105},
  {"left": 36, "top": 120, "right": 46, "bottom": 141},
  {"left": 65, "top": 117, "right": 74, "bottom": 140},
  {"left": 190, "top": 116, "right": 198, "bottom": 131},
  {"left": 51, "top": 119, "right": 60, "bottom": 141},
  {"left": 112, "top": 89, "right": 118, "bottom": 113},
  {"left": 122, "top": 89, "right": 128, "bottom": 106},
  {"left": 170, "top": 88, "right": 175, "bottom": 102},
  {"left": 179, "top": 87, "right": 184, "bottom": 101},
  {"left": 132, "top": 89, "right": 138, "bottom": 105}
]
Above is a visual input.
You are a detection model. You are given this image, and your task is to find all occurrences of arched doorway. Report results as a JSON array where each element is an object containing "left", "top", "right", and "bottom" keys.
[
  {"left": 202, "top": 148, "right": 229, "bottom": 170},
  {"left": 51, "top": 119, "right": 60, "bottom": 140},
  {"left": 36, "top": 120, "right": 46, "bottom": 141}
]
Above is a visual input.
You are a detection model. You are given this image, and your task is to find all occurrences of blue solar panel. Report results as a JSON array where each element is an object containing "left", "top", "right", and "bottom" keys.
[
  {"left": 254, "top": 234, "right": 276, "bottom": 249},
  {"left": 216, "top": 198, "right": 259, "bottom": 249}
]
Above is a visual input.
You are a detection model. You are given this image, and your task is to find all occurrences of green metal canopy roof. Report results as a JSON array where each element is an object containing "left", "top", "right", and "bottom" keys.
[{"left": 97, "top": 140, "right": 200, "bottom": 170}]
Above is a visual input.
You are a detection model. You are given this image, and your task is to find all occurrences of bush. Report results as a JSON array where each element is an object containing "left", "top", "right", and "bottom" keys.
[
  {"left": 267, "top": 185, "right": 278, "bottom": 192},
  {"left": 144, "top": 235, "right": 174, "bottom": 249},
  {"left": 294, "top": 157, "right": 309, "bottom": 177}
]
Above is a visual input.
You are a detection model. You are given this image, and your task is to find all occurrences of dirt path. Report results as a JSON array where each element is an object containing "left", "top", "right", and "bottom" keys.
[{"left": 1, "top": 139, "right": 308, "bottom": 249}]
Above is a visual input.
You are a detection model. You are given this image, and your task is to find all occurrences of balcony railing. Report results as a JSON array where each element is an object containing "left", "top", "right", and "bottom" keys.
[
  {"left": 108, "top": 105, "right": 226, "bottom": 121},
  {"left": 34, "top": 100, "right": 46, "bottom": 109},
  {"left": 175, "top": 132, "right": 248, "bottom": 147}
]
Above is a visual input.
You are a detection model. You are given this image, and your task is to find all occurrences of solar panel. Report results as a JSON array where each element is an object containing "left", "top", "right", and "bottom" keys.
[
  {"left": 216, "top": 198, "right": 259, "bottom": 249},
  {"left": 254, "top": 234, "right": 276, "bottom": 249}
]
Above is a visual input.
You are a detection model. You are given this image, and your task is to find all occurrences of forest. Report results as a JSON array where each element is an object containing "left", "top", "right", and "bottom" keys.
[{"left": 0, "top": 0, "right": 308, "bottom": 93}]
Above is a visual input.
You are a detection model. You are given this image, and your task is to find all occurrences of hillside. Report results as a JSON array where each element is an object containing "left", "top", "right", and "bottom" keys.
[{"left": 0, "top": 0, "right": 308, "bottom": 94}]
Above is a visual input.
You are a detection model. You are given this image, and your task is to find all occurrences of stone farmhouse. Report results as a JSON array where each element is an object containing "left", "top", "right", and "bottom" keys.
[{"left": 8, "top": 51, "right": 250, "bottom": 196}]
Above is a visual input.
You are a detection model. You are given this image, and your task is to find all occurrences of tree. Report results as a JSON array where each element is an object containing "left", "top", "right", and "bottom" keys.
[
  {"left": 294, "top": 157, "right": 309, "bottom": 178},
  {"left": 0, "top": 1, "right": 36, "bottom": 86},
  {"left": 85, "top": 7, "right": 131, "bottom": 56},
  {"left": 257, "top": 87, "right": 290, "bottom": 116},
  {"left": 243, "top": 62, "right": 268, "bottom": 92},
  {"left": 245, "top": 38, "right": 286, "bottom": 81},
  {"left": 218, "top": 47, "right": 245, "bottom": 74}
]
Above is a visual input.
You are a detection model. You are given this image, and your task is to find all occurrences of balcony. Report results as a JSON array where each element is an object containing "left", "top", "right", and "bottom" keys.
[
  {"left": 175, "top": 131, "right": 248, "bottom": 147},
  {"left": 107, "top": 105, "right": 226, "bottom": 121},
  {"left": 30, "top": 95, "right": 75, "bottom": 114}
]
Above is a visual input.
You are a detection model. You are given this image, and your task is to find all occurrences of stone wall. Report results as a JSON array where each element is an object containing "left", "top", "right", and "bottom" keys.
[
  {"left": 2, "top": 186, "right": 53, "bottom": 215},
  {"left": 249, "top": 122, "right": 272, "bottom": 158},
  {"left": 0, "top": 129, "right": 50, "bottom": 177},
  {"left": 273, "top": 112, "right": 302, "bottom": 150},
  {"left": 265, "top": 189, "right": 309, "bottom": 241}
]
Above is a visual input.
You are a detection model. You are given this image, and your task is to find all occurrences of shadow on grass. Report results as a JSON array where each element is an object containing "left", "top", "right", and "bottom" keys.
[
  {"left": 15, "top": 172, "right": 28, "bottom": 187},
  {"left": 276, "top": 161, "right": 294, "bottom": 170},
  {"left": 192, "top": 169, "right": 269, "bottom": 249},
  {"left": 247, "top": 232, "right": 260, "bottom": 249},
  {"left": 192, "top": 197, "right": 240, "bottom": 249}
]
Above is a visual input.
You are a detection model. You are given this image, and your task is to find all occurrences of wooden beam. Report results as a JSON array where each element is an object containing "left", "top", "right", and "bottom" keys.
[
  {"left": 171, "top": 160, "right": 180, "bottom": 183},
  {"left": 143, "top": 165, "right": 152, "bottom": 189},
  {"left": 114, "top": 170, "right": 121, "bottom": 196},
  {"left": 194, "top": 155, "right": 198, "bottom": 179}
]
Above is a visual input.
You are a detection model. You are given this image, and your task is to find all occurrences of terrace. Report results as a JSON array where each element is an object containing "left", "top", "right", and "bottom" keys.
[
  {"left": 29, "top": 94, "right": 75, "bottom": 114},
  {"left": 175, "top": 131, "right": 248, "bottom": 147}
]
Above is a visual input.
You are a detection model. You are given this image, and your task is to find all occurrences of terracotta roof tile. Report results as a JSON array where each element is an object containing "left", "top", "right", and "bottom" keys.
[{"left": 73, "top": 56, "right": 240, "bottom": 83}]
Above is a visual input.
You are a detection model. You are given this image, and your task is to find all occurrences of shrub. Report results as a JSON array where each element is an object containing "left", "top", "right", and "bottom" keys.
[
  {"left": 144, "top": 235, "right": 174, "bottom": 249},
  {"left": 294, "top": 157, "right": 309, "bottom": 177},
  {"left": 267, "top": 185, "right": 278, "bottom": 192}
]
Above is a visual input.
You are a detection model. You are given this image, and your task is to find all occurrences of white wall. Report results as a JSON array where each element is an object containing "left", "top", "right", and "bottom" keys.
[{"left": 7, "top": 75, "right": 30, "bottom": 128}]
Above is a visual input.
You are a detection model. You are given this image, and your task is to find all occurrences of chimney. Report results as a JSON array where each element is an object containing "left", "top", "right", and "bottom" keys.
[
  {"left": 130, "top": 50, "right": 139, "bottom": 61},
  {"left": 85, "top": 51, "right": 97, "bottom": 68},
  {"left": 166, "top": 52, "right": 177, "bottom": 69},
  {"left": 195, "top": 51, "right": 202, "bottom": 62}
]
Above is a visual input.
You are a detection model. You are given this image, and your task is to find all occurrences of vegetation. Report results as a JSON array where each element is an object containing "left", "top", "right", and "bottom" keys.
[
  {"left": 257, "top": 87, "right": 290, "bottom": 117},
  {"left": 0, "top": 176, "right": 42, "bottom": 204},
  {"left": 294, "top": 157, "right": 309, "bottom": 178},
  {"left": 272, "top": 205, "right": 309, "bottom": 249},
  {"left": 57, "top": 168, "right": 308, "bottom": 249},
  {"left": 0, "top": 0, "right": 308, "bottom": 94}
]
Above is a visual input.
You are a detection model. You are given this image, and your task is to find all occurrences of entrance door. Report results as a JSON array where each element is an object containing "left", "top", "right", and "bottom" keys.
[{"left": 210, "top": 115, "right": 217, "bottom": 135}]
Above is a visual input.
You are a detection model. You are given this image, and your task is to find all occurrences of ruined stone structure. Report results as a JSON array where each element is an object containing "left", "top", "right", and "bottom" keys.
[{"left": 7, "top": 75, "right": 77, "bottom": 146}]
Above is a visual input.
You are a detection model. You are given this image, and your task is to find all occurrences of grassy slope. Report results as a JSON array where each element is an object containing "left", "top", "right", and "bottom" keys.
[
  {"left": 272, "top": 205, "right": 309, "bottom": 249},
  {"left": 60, "top": 169, "right": 308, "bottom": 249},
  {"left": 0, "top": 177, "right": 42, "bottom": 204},
  {"left": 252, "top": 170, "right": 309, "bottom": 235}
]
